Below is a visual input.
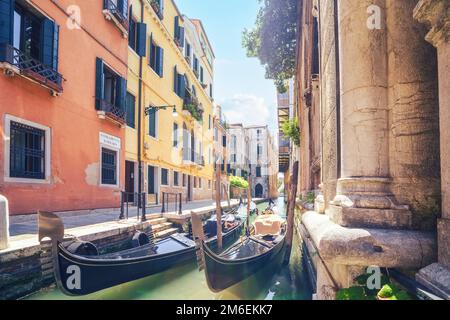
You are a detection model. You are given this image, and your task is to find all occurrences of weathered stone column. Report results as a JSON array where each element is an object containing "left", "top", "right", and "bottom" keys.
[
  {"left": 387, "top": 0, "right": 440, "bottom": 231},
  {"left": 414, "top": 0, "right": 450, "bottom": 299},
  {"left": 329, "top": 0, "right": 413, "bottom": 229},
  {"left": 0, "top": 194, "right": 10, "bottom": 250}
]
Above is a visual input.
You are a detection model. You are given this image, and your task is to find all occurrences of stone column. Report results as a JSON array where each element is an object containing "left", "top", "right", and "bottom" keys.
[
  {"left": 329, "top": 0, "right": 413, "bottom": 229},
  {"left": 0, "top": 195, "right": 10, "bottom": 250},
  {"left": 414, "top": 0, "right": 450, "bottom": 298}
]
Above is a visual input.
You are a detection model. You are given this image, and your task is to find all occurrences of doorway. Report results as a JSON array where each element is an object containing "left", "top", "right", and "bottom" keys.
[
  {"left": 125, "top": 161, "right": 135, "bottom": 202},
  {"left": 255, "top": 184, "right": 264, "bottom": 198}
]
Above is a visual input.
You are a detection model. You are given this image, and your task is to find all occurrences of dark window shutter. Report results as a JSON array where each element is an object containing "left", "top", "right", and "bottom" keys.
[
  {"left": 158, "top": 47, "right": 164, "bottom": 77},
  {"left": 148, "top": 33, "right": 153, "bottom": 65},
  {"left": 179, "top": 27, "right": 185, "bottom": 47},
  {"left": 116, "top": 76, "right": 127, "bottom": 110},
  {"left": 0, "top": 0, "right": 13, "bottom": 45},
  {"left": 41, "top": 19, "right": 55, "bottom": 68},
  {"left": 136, "top": 23, "right": 147, "bottom": 57},
  {"left": 95, "top": 58, "right": 104, "bottom": 110},
  {"left": 118, "top": 0, "right": 128, "bottom": 19},
  {"left": 52, "top": 24, "right": 59, "bottom": 71},
  {"left": 174, "top": 16, "right": 179, "bottom": 39},
  {"left": 160, "top": 0, "right": 164, "bottom": 17},
  {"left": 173, "top": 66, "right": 178, "bottom": 94}
]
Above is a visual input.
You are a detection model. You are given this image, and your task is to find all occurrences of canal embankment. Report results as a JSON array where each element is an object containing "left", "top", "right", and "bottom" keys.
[{"left": 1, "top": 198, "right": 267, "bottom": 300}]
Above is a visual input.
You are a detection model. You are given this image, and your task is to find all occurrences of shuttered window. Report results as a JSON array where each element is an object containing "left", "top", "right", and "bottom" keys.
[
  {"left": 148, "top": 108, "right": 157, "bottom": 138},
  {"left": 149, "top": 35, "right": 164, "bottom": 77},
  {"left": 161, "top": 168, "right": 168, "bottom": 185},
  {"left": 126, "top": 92, "right": 136, "bottom": 128},
  {"left": 95, "top": 58, "right": 127, "bottom": 113},
  {"left": 9, "top": 121, "right": 45, "bottom": 180}
]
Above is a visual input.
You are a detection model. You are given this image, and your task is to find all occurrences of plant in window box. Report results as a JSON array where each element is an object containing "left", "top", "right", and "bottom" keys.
[{"left": 150, "top": 0, "right": 162, "bottom": 18}]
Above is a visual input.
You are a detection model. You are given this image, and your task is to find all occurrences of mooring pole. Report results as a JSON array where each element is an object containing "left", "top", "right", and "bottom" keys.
[
  {"left": 246, "top": 175, "right": 252, "bottom": 233},
  {"left": 215, "top": 162, "right": 223, "bottom": 250},
  {"left": 284, "top": 161, "right": 299, "bottom": 265}
]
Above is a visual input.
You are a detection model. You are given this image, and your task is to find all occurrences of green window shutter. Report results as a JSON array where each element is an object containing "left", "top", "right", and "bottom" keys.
[
  {"left": 116, "top": 76, "right": 127, "bottom": 110},
  {"left": 173, "top": 66, "right": 178, "bottom": 94},
  {"left": 158, "top": 47, "right": 164, "bottom": 77},
  {"left": 95, "top": 58, "right": 104, "bottom": 110},
  {"left": 0, "top": 0, "right": 14, "bottom": 46},
  {"left": 41, "top": 19, "right": 55, "bottom": 68},
  {"left": 136, "top": 23, "right": 147, "bottom": 57}
]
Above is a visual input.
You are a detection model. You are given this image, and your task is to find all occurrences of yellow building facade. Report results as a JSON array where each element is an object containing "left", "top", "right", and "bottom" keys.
[{"left": 125, "top": 0, "right": 215, "bottom": 205}]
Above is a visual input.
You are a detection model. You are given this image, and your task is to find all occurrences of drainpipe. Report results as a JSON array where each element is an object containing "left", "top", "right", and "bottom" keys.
[
  {"left": 333, "top": 0, "right": 341, "bottom": 179},
  {"left": 137, "top": 0, "right": 145, "bottom": 221}
]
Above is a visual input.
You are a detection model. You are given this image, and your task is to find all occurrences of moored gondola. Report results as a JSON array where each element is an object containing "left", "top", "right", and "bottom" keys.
[
  {"left": 38, "top": 207, "right": 243, "bottom": 296},
  {"left": 195, "top": 206, "right": 286, "bottom": 292}
]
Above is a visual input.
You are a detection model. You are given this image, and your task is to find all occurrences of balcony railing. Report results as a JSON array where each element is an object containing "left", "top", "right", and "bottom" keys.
[
  {"left": 97, "top": 99, "right": 126, "bottom": 125},
  {"left": 103, "top": 0, "right": 129, "bottom": 34},
  {"left": 182, "top": 148, "right": 205, "bottom": 166},
  {"left": 183, "top": 89, "right": 203, "bottom": 122},
  {"left": 0, "top": 43, "right": 63, "bottom": 93},
  {"left": 148, "top": 0, "right": 164, "bottom": 20}
]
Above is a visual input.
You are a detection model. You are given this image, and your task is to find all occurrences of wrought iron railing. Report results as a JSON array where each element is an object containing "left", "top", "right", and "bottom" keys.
[
  {"left": 0, "top": 43, "right": 63, "bottom": 93},
  {"left": 183, "top": 89, "right": 203, "bottom": 122},
  {"left": 97, "top": 99, "right": 126, "bottom": 124},
  {"left": 148, "top": 0, "right": 164, "bottom": 20},
  {"left": 103, "top": 0, "right": 129, "bottom": 30}
]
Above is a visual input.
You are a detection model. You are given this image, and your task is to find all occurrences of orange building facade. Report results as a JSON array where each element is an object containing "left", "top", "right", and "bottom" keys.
[{"left": 0, "top": 0, "right": 129, "bottom": 215}]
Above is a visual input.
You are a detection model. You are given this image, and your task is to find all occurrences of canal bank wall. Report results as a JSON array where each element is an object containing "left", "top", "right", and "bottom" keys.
[{"left": 0, "top": 198, "right": 263, "bottom": 300}]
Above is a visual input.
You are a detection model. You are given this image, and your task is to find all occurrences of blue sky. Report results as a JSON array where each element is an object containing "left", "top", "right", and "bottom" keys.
[{"left": 177, "top": 0, "right": 278, "bottom": 135}]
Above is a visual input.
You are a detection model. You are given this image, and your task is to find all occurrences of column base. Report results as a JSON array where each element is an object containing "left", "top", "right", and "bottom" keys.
[
  {"left": 329, "top": 177, "right": 413, "bottom": 229},
  {"left": 416, "top": 263, "right": 450, "bottom": 300}
]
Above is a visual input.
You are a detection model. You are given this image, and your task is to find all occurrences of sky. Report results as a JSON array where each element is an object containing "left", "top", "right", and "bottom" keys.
[{"left": 177, "top": 0, "right": 278, "bottom": 136}]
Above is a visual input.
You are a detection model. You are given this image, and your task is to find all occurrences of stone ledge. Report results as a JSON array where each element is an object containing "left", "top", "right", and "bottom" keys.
[
  {"left": 302, "top": 211, "right": 436, "bottom": 268},
  {"left": 327, "top": 205, "right": 413, "bottom": 229},
  {"left": 416, "top": 263, "right": 450, "bottom": 299}
]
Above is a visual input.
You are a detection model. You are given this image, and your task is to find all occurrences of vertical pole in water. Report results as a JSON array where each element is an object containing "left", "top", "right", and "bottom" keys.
[
  {"left": 215, "top": 162, "right": 223, "bottom": 250},
  {"left": 284, "top": 161, "right": 299, "bottom": 265},
  {"left": 0, "top": 195, "right": 10, "bottom": 250},
  {"left": 246, "top": 175, "right": 252, "bottom": 233},
  {"left": 223, "top": 184, "right": 231, "bottom": 209}
]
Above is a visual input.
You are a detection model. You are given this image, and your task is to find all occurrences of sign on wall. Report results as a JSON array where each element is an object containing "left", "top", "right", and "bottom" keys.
[{"left": 99, "top": 132, "right": 121, "bottom": 150}]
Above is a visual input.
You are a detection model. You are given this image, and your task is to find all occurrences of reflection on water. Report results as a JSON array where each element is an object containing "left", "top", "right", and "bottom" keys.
[{"left": 25, "top": 198, "right": 312, "bottom": 300}]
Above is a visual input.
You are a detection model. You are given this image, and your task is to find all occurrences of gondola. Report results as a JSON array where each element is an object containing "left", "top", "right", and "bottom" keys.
[
  {"left": 196, "top": 206, "right": 286, "bottom": 292},
  {"left": 38, "top": 207, "right": 243, "bottom": 296}
]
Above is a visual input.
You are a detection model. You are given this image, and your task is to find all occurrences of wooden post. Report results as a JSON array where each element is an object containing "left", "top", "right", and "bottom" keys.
[
  {"left": 222, "top": 183, "right": 231, "bottom": 209},
  {"left": 215, "top": 162, "right": 223, "bottom": 250},
  {"left": 284, "top": 161, "right": 299, "bottom": 265},
  {"left": 191, "top": 212, "right": 206, "bottom": 271},
  {"left": 0, "top": 195, "right": 9, "bottom": 250},
  {"left": 246, "top": 175, "right": 252, "bottom": 233}
]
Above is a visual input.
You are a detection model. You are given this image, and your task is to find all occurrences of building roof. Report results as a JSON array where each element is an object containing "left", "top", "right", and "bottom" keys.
[{"left": 190, "top": 19, "right": 216, "bottom": 58}]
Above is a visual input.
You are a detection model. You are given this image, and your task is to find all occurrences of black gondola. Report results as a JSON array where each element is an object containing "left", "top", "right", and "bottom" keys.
[
  {"left": 196, "top": 207, "right": 287, "bottom": 292},
  {"left": 38, "top": 208, "right": 243, "bottom": 296}
]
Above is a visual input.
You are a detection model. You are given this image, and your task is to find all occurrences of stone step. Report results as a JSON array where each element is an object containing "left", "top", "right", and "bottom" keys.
[
  {"left": 151, "top": 222, "right": 173, "bottom": 233},
  {"left": 147, "top": 217, "right": 167, "bottom": 225},
  {"left": 154, "top": 227, "right": 178, "bottom": 239}
]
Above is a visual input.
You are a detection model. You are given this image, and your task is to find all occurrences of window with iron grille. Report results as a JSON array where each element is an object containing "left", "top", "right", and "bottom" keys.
[
  {"left": 101, "top": 148, "right": 117, "bottom": 185},
  {"left": 9, "top": 121, "right": 45, "bottom": 180}
]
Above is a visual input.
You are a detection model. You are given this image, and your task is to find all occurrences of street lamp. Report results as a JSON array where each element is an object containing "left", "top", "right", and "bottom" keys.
[{"left": 144, "top": 105, "right": 178, "bottom": 117}]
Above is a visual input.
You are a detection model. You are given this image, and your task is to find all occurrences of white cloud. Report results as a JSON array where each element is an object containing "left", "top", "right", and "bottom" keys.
[{"left": 220, "top": 94, "right": 273, "bottom": 127}]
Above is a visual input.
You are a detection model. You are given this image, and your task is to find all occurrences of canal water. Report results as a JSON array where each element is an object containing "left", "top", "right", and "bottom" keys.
[{"left": 25, "top": 198, "right": 313, "bottom": 300}]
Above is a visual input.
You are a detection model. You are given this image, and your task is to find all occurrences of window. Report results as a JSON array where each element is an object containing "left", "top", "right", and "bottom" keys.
[
  {"left": 182, "top": 174, "right": 186, "bottom": 187},
  {"left": 194, "top": 177, "right": 197, "bottom": 188},
  {"left": 173, "top": 66, "right": 186, "bottom": 98},
  {"left": 257, "top": 144, "right": 262, "bottom": 158},
  {"left": 128, "top": 10, "right": 146, "bottom": 56},
  {"left": 222, "top": 135, "right": 227, "bottom": 147},
  {"left": 200, "top": 66, "right": 204, "bottom": 83},
  {"left": 231, "top": 154, "right": 236, "bottom": 163},
  {"left": 193, "top": 54, "right": 199, "bottom": 77},
  {"left": 128, "top": 15, "right": 137, "bottom": 50},
  {"left": 126, "top": 92, "right": 136, "bottom": 128},
  {"left": 185, "top": 42, "right": 191, "bottom": 62},
  {"left": 148, "top": 108, "right": 157, "bottom": 138},
  {"left": 174, "top": 171, "right": 179, "bottom": 186},
  {"left": 149, "top": 35, "right": 164, "bottom": 77},
  {"left": 9, "top": 121, "right": 45, "bottom": 180},
  {"left": 174, "top": 16, "right": 184, "bottom": 47},
  {"left": 101, "top": 148, "right": 117, "bottom": 185},
  {"left": 208, "top": 115, "right": 212, "bottom": 129},
  {"left": 150, "top": 0, "right": 164, "bottom": 20},
  {"left": 173, "top": 123, "right": 179, "bottom": 147},
  {"left": 209, "top": 84, "right": 213, "bottom": 98},
  {"left": 199, "top": 178, "right": 202, "bottom": 189},
  {"left": 161, "top": 168, "right": 168, "bottom": 185},
  {"left": 95, "top": 58, "right": 126, "bottom": 117},
  {"left": 256, "top": 166, "right": 262, "bottom": 178}
]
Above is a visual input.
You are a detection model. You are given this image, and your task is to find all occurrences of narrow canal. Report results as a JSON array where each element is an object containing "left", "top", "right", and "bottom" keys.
[{"left": 25, "top": 199, "right": 313, "bottom": 300}]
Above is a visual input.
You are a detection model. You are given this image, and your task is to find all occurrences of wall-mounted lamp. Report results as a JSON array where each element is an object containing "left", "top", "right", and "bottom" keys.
[{"left": 144, "top": 105, "right": 178, "bottom": 118}]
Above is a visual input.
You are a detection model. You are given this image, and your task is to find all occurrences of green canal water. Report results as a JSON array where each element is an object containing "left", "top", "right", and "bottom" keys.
[{"left": 25, "top": 199, "right": 313, "bottom": 300}]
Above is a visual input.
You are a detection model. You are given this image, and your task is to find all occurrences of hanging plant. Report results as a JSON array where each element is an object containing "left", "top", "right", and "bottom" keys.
[{"left": 281, "top": 118, "right": 300, "bottom": 146}]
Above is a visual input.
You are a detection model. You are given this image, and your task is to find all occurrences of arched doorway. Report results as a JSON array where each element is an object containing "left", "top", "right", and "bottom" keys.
[{"left": 255, "top": 184, "right": 263, "bottom": 198}]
